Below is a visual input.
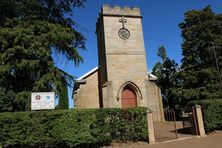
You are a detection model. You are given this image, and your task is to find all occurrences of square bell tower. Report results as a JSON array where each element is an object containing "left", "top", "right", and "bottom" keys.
[{"left": 96, "top": 5, "right": 163, "bottom": 121}]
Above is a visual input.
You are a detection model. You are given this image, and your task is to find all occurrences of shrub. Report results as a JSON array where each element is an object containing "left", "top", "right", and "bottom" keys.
[
  {"left": 187, "top": 99, "right": 222, "bottom": 133},
  {"left": 0, "top": 88, "right": 31, "bottom": 112},
  {"left": 0, "top": 87, "right": 15, "bottom": 112},
  {"left": 0, "top": 107, "right": 148, "bottom": 147}
]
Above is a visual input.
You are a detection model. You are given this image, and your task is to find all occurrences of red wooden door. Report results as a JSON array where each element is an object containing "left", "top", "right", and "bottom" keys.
[{"left": 121, "top": 87, "right": 137, "bottom": 108}]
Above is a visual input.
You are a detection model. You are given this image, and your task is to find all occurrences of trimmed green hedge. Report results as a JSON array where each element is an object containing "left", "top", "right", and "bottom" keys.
[
  {"left": 188, "top": 99, "right": 222, "bottom": 133},
  {"left": 0, "top": 107, "right": 148, "bottom": 147}
]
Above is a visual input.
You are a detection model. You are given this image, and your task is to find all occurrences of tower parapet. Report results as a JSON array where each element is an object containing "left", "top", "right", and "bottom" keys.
[
  {"left": 96, "top": 4, "right": 141, "bottom": 33},
  {"left": 101, "top": 4, "right": 141, "bottom": 17}
]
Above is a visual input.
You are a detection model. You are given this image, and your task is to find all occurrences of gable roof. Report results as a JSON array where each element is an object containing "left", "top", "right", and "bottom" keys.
[
  {"left": 76, "top": 66, "right": 98, "bottom": 80},
  {"left": 76, "top": 66, "right": 157, "bottom": 81},
  {"left": 148, "top": 73, "right": 157, "bottom": 80}
]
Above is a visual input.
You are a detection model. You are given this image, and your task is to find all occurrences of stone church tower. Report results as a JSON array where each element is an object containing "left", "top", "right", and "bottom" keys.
[{"left": 73, "top": 5, "right": 164, "bottom": 121}]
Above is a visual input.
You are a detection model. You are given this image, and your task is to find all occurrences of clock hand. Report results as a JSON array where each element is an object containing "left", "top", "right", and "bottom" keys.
[
  {"left": 121, "top": 31, "right": 126, "bottom": 37},
  {"left": 121, "top": 31, "right": 127, "bottom": 38}
]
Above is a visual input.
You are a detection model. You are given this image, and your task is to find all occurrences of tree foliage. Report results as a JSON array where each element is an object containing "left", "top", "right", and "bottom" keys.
[
  {"left": 57, "top": 78, "right": 69, "bottom": 109},
  {"left": 0, "top": 0, "right": 86, "bottom": 111},
  {"left": 152, "top": 46, "right": 178, "bottom": 109},
  {"left": 0, "top": 87, "right": 15, "bottom": 112},
  {"left": 172, "top": 6, "right": 222, "bottom": 110}
]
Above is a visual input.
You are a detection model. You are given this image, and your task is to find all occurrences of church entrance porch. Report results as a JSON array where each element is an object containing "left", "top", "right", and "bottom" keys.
[{"left": 121, "top": 87, "right": 137, "bottom": 108}]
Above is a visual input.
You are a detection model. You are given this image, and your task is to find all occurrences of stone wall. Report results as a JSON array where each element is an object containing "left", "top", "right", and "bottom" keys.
[
  {"left": 96, "top": 5, "right": 164, "bottom": 121},
  {"left": 73, "top": 5, "right": 164, "bottom": 122},
  {"left": 146, "top": 81, "right": 164, "bottom": 121},
  {"left": 97, "top": 5, "right": 149, "bottom": 108},
  {"left": 73, "top": 71, "right": 100, "bottom": 108}
]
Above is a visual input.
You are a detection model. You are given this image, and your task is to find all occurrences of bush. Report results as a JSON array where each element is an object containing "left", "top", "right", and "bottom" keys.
[
  {"left": 187, "top": 99, "right": 222, "bottom": 133},
  {"left": 0, "top": 88, "right": 31, "bottom": 112},
  {"left": 0, "top": 107, "right": 148, "bottom": 147},
  {"left": 0, "top": 87, "right": 15, "bottom": 112}
]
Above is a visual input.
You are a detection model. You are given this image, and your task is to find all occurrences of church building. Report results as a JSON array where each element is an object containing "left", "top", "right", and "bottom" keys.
[{"left": 73, "top": 5, "right": 164, "bottom": 121}]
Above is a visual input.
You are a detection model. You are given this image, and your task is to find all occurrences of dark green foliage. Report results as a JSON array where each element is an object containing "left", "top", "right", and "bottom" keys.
[
  {"left": 170, "top": 6, "right": 222, "bottom": 111},
  {"left": 13, "top": 91, "right": 31, "bottom": 111},
  {"left": 0, "top": 0, "right": 86, "bottom": 111},
  {"left": 187, "top": 99, "right": 222, "bottom": 132},
  {"left": 179, "top": 6, "right": 222, "bottom": 99},
  {"left": 152, "top": 46, "right": 178, "bottom": 110},
  {"left": 57, "top": 78, "right": 69, "bottom": 109},
  {"left": 0, "top": 107, "right": 148, "bottom": 147},
  {"left": 0, "top": 0, "right": 86, "bottom": 27},
  {"left": 0, "top": 87, "right": 31, "bottom": 112},
  {"left": 0, "top": 87, "right": 15, "bottom": 112}
]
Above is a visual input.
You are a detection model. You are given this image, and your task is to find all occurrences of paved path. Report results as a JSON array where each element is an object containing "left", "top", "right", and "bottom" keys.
[
  {"left": 105, "top": 132, "right": 222, "bottom": 148},
  {"left": 154, "top": 121, "right": 196, "bottom": 142}
]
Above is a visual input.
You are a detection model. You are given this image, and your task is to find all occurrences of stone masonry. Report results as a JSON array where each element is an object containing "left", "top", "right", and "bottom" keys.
[{"left": 73, "top": 5, "right": 164, "bottom": 122}]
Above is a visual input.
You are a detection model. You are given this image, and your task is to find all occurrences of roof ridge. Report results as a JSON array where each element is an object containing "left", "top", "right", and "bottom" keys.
[{"left": 76, "top": 66, "right": 98, "bottom": 80}]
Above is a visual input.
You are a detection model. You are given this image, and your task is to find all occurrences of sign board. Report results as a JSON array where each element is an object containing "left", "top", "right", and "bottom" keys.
[{"left": 31, "top": 92, "right": 55, "bottom": 110}]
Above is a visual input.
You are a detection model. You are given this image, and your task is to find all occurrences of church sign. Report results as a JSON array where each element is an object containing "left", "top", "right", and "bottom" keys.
[{"left": 31, "top": 92, "right": 55, "bottom": 110}]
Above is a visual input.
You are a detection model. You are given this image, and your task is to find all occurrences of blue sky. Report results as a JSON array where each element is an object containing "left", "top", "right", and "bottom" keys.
[{"left": 54, "top": 0, "right": 222, "bottom": 108}]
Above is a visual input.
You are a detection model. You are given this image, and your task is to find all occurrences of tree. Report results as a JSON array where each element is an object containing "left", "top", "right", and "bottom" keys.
[
  {"left": 175, "top": 6, "right": 222, "bottom": 108},
  {"left": 0, "top": 87, "right": 15, "bottom": 112},
  {"left": 152, "top": 46, "right": 178, "bottom": 110},
  {"left": 57, "top": 78, "right": 69, "bottom": 109},
  {"left": 0, "top": 0, "right": 86, "bottom": 111}
]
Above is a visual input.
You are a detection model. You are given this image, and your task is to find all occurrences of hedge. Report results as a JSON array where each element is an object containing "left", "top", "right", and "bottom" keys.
[
  {"left": 187, "top": 99, "right": 222, "bottom": 133},
  {"left": 0, "top": 107, "right": 148, "bottom": 147}
]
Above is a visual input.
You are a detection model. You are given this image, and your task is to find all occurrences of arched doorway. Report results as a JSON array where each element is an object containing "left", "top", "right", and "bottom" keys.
[{"left": 121, "top": 86, "right": 137, "bottom": 108}]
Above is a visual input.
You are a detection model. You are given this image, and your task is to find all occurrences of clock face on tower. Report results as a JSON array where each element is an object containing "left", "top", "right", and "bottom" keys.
[{"left": 118, "top": 28, "right": 130, "bottom": 40}]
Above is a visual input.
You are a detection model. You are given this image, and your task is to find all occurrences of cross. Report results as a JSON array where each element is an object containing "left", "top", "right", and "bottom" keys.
[{"left": 119, "top": 16, "right": 127, "bottom": 28}]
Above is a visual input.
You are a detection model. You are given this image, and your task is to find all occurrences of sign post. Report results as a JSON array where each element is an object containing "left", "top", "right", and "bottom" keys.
[{"left": 31, "top": 92, "right": 55, "bottom": 110}]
